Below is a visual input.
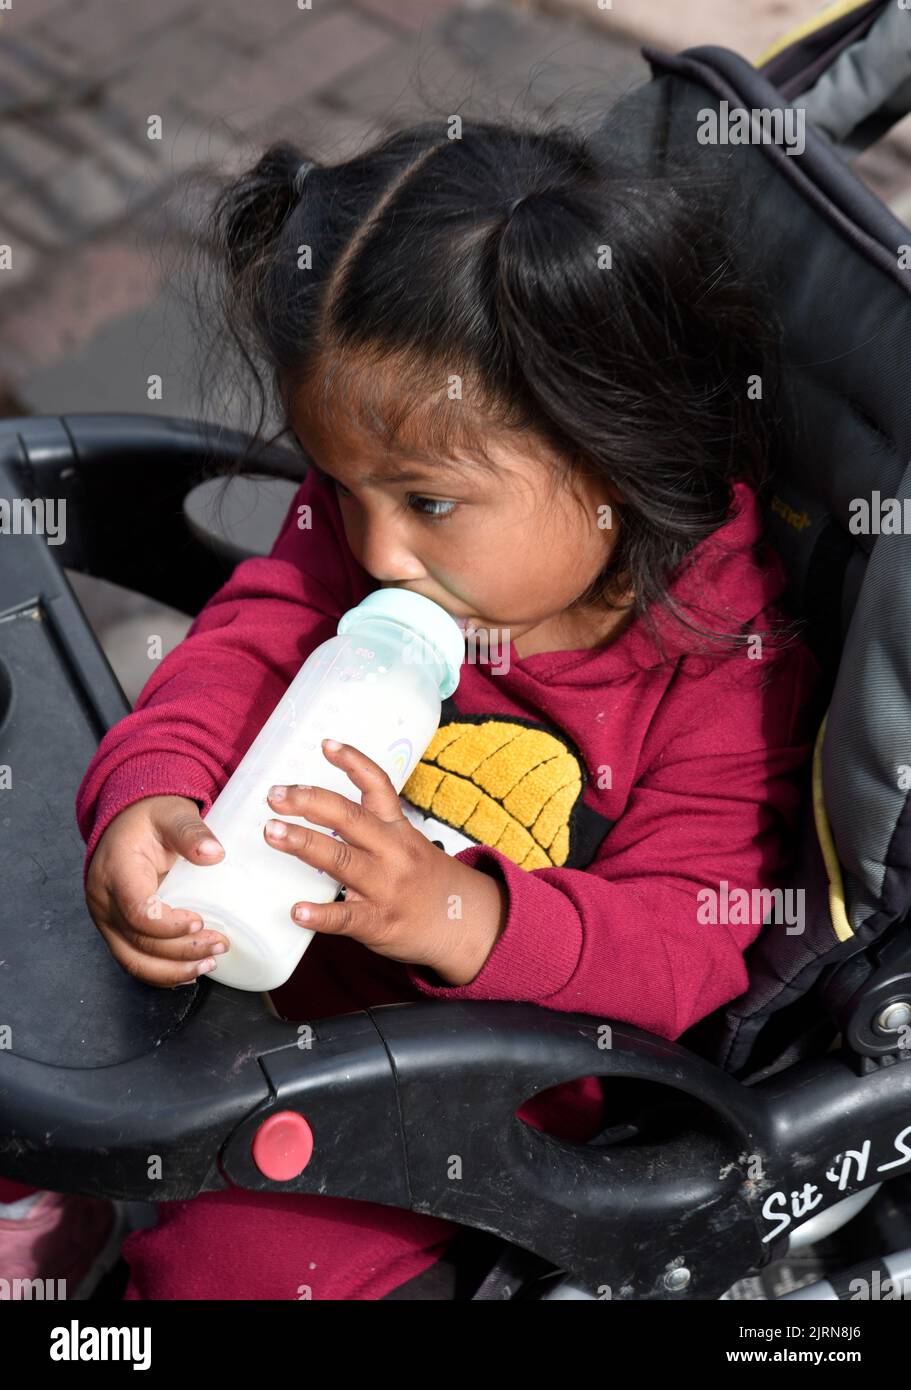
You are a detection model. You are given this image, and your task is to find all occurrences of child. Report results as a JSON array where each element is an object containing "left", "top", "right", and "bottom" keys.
[{"left": 43, "top": 118, "right": 828, "bottom": 1298}]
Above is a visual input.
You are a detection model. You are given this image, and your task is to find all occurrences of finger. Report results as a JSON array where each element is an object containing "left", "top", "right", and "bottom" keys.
[
  {"left": 104, "top": 873, "right": 229, "bottom": 958},
  {"left": 147, "top": 884, "right": 230, "bottom": 949},
  {"left": 157, "top": 807, "right": 225, "bottom": 866},
  {"left": 288, "top": 895, "right": 376, "bottom": 943},
  {"left": 319, "top": 738, "right": 407, "bottom": 821},
  {"left": 263, "top": 815, "right": 375, "bottom": 897},
  {"left": 94, "top": 918, "right": 220, "bottom": 989},
  {"left": 266, "top": 782, "right": 379, "bottom": 851},
  {"left": 109, "top": 855, "right": 205, "bottom": 942},
  {"left": 117, "top": 913, "right": 229, "bottom": 963}
]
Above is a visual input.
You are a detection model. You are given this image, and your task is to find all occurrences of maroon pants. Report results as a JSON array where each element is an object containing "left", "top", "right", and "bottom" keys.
[{"left": 120, "top": 1188, "right": 459, "bottom": 1300}]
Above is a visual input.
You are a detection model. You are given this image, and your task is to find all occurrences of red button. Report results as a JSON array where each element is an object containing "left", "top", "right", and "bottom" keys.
[{"left": 252, "top": 1110, "right": 314, "bottom": 1180}]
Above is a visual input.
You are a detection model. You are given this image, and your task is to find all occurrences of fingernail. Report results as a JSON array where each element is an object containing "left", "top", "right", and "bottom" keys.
[
  {"left": 323, "top": 738, "right": 342, "bottom": 752},
  {"left": 211, "top": 943, "right": 228, "bottom": 955},
  {"left": 266, "top": 819, "right": 287, "bottom": 839},
  {"left": 199, "top": 838, "right": 221, "bottom": 856},
  {"left": 269, "top": 785, "right": 287, "bottom": 801},
  {"left": 197, "top": 958, "right": 217, "bottom": 975},
  {"left": 294, "top": 906, "right": 311, "bottom": 922}
]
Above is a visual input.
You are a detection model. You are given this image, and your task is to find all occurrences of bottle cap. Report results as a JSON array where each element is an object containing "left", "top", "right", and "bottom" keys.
[{"left": 337, "top": 589, "right": 465, "bottom": 698}]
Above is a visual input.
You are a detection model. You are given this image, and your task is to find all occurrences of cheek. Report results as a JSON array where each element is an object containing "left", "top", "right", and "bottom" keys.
[
  {"left": 522, "top": 504, "right": 613, "bottom": 598},
  {"left": 449, "top": 539, "right": 559, "bottom": 619},
  {"left": 561, "top": 494, "right": 616, "bottom": 566},
  {"left": 425, "top": 529, "right": 515, "bottom": 614}
]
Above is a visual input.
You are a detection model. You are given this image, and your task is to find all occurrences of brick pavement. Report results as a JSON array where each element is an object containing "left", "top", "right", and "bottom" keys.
[
  {"left": 2, "top": 0, "right": 909, "bottom": 399},
  {"left": 0, "top": 0, "right": 648, "bottom": 390}
]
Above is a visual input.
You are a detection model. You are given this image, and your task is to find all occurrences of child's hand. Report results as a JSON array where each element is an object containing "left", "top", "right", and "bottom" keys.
[
  {"left": 264, "top": 740, "right": 508, "bottom": 985},
  {"left": 85, "top": 795, "right": 231, "bottom": 988}
]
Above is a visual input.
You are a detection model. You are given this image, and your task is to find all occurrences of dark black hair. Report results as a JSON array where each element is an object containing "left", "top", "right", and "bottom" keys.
[{"left": 185, "top": 109, "right": 806, "bottom": 671}]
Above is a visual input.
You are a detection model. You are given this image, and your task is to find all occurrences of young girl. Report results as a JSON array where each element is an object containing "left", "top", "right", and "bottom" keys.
[{"left": 29, "top": 118, "right": 827, "bottom": 1299}]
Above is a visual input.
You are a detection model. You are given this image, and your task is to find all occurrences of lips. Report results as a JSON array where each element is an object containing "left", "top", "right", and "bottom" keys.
[{"left": 378, "top": 585, "right": 489, "bottom": 627}]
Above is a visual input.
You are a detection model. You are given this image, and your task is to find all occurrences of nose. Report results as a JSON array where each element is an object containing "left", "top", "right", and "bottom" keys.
[{"left": 350, "top": 508, "right": 426, "bottom": 585}]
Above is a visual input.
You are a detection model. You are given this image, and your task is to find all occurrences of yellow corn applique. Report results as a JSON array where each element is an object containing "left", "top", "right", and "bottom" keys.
[{"left": 401, "top": 699, "right": 615, "bottom": 871}]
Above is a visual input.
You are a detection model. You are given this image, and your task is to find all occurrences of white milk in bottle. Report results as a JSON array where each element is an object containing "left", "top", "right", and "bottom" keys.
[{"left": 156, "top": 589, "right": 465, "bottom": 991}]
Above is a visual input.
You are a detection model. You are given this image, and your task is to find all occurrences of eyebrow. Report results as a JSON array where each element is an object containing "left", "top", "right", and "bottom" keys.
[
  {"left": 363, "top": 464, "right": 458, "bottom": 485},
  {"left": 311, "top": 456, "right": 484, "bottom": 487}
]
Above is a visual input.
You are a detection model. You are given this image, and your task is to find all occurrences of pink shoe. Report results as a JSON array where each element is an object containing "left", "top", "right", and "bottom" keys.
[{"left": 0, "top": 1191, "right": 126, "bottom": 1299}]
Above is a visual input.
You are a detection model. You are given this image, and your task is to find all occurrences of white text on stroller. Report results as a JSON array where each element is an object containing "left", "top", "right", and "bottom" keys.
[{"left": 761, "top": 1125, "right": 911, "bottom": 1243}]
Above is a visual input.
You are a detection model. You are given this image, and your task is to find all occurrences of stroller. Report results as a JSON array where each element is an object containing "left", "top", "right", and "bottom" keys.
[{"left": 3, "top": 0, "right": 911, "bottom": 1302}]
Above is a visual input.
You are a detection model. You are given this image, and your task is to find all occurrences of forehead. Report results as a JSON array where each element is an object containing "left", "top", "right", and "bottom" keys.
[{"left": 286, "top": 350, "right": 555, "bottom": 477}]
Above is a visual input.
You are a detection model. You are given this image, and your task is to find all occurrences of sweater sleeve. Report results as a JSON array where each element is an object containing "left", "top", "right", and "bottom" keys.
[
  {"left": 74, "top": 467, "right": 371, "bottom": 884},
  {"left": 405, "top": 639, "right": 822, "bottom": 1042}
]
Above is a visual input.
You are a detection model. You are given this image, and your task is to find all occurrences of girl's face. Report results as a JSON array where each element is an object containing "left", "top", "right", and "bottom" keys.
[{"left": 287, "top": 379, "right": 630, "bottom": 658}]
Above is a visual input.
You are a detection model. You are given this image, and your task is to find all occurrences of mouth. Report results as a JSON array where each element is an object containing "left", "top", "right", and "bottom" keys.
[
  {"left": 381, "top": 584, "right": 469, "bottom": 619},
  {"left": 376, "top": 585, "right": 504, "bottom": 636}
]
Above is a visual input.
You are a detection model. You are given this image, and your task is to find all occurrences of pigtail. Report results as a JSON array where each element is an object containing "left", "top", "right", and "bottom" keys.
[
  {"left": 211, "top": 142, "right": 313, "bottom": 284},
  {"left": 182, "top": 141, "right": 321, "bottom": 516}
]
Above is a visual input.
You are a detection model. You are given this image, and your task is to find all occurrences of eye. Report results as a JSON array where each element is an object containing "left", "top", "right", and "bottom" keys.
[
  {"left": 405, "top": 495, "right": 458, "bottom": 521},
  {"left": 332, "top": 477, "right": 457, "bottom": 523}
]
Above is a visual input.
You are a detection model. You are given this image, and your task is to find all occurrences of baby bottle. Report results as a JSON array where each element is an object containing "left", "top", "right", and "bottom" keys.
[{"left": 156, "top": 589, "right": 465, "bottom": 992}]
